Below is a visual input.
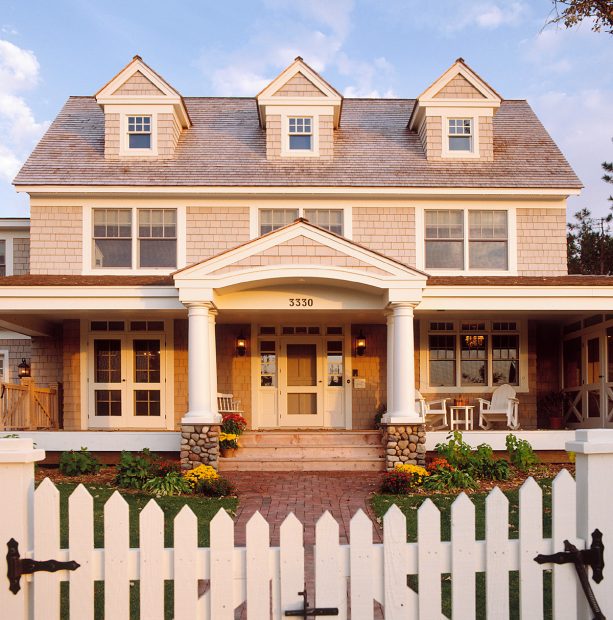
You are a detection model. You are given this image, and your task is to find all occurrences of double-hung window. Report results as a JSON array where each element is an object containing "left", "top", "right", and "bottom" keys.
[
  {"left": 448, "top": 118, "right": 472, "bottom": 152},
  {"left": 258, "top": 208, "right": 345, "bottom": 236},
  {"left": 426, "top": 321, "right": 521, "bottom": 389},
  {"left": 93, "top": 208, "right": 177, "bottom": 269},
  {"left": 0, "top": 240, "right": 6, "bottom": 276},
  {"left": 425, "top": 209, "right": 509, "bottom": 271},
  {"left": 127, "top": 116, "right": 152, "bottom": 149},
  {"left": 288, "top": 117, "right": 312, "bottom": 151}
]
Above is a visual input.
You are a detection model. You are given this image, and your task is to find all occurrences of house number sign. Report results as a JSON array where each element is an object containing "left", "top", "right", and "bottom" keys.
[{"left": 289, "top": 298, "right": 314, "bottom": 307}]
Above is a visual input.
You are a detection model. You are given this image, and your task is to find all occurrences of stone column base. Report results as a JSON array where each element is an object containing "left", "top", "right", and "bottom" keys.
[
  {"left": 180, "top": 423, "right": 221, "bottom": 471},
  {"left": 382, "top": 423, "right": 427, "bottom": 471}
]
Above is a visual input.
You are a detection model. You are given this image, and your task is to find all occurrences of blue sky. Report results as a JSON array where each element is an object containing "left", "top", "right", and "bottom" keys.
[{"left": 1, "top": 0, "right": 612, "bottom": 220}]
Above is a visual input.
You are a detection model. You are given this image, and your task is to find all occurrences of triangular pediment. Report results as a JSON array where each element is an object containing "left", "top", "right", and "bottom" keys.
[
  {"left": 95, "top": 55, "right": 191, "bottom": 128},
  {"left": 174, "top": 219, "right": 427, "bottom": 290},
  {"left": 256, "top": 57, "right": 343, "bottom": 128}
]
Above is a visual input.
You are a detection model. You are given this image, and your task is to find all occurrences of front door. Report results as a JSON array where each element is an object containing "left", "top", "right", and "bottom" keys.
[
  {"left": 279, "top": 339, "right": 324, "bottom": 427},
  {"left": 89, "top": 334, "right": 167, "bottom": 429}
]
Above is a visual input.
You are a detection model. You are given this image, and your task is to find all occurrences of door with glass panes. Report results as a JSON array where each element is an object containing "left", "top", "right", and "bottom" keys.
[
  {"left": 89, "top": 334, "right": 166, "bottom": 428},
  {"left": 279, "top": 339, "right": 324, "bottom": 427}
]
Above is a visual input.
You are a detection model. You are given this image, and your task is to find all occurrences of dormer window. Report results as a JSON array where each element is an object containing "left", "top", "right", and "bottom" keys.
[
  {"left": 448, "top": 118, "right": 473, "bottom": 152},
  {"left": 289, "top": 117, "right": 312, "bottom": 151},
  {"left": 128, "top": 116, "right": 152, "bottom": 149}
]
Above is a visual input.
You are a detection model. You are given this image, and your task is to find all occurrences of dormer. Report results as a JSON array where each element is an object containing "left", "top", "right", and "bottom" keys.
[
  {"left": 409, "top": 59, "right": 501, "bottom": 162},
  {"left": 95, "top": 55, "right": 191, "bottom": 160},
  {"left": 256, "top": 57, "right": 343, "bottom": 161}
]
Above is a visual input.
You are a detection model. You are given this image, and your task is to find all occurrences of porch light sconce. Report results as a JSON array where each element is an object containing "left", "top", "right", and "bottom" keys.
[
  {"left": 355, "top": 332, "right": 367, "bottom": 357},
  {"left": 236, "top": 333, "right": 247, "bottom": 357},
  {"left": 17, "top": 358, "right": 31, "bottom": 379}
]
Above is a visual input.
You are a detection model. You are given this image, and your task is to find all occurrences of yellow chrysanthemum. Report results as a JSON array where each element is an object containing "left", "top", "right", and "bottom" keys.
[{"left": 182, "top": 464, "right": 219, "bottom": 488}]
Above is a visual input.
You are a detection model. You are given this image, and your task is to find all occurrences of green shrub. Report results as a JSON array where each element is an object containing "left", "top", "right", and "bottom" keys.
[
  {"left": 59, "top": 447, "right": 100, "bottom": 476},
  {"left": 142, "top": 471, "right": 192, "bottom": 497},
  {"left": 195, "top": 476, "right": 234, "bottom": 497},
  {"left": 506, "top": 434, "right": 538, "bottom": 471},
  {"left": 115, "top": 448, "right": 160, "bottom": 489},
  {"left": 423, "top": 467, "right": 477, "bottom": 491},
  {"left": 435, "top": 432, "right": 509, "bottom": 481}
]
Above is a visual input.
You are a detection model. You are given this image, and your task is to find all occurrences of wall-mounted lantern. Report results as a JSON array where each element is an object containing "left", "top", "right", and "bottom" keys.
[
  {"left": 355, "top": 331, "right": 367, "bottom": 357},
  {"left": 17, "top": 358, "right": 31, "bottom": 379},
  {"left": 236, "top": 333, "right": 247, "bottom": 357}
]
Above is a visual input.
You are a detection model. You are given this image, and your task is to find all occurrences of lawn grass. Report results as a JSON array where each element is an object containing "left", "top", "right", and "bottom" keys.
[
  {"left": 371, "top": 479, "right": 554, "bottom": 619},
  {"left": 49, "top": 482, "right": 238, "bottom": 620}
]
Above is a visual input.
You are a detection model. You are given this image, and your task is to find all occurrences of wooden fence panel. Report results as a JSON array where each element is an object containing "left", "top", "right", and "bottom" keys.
[
  {"left": 246, "top": 511, "right": 271, "bottom": 619},
  {"left": 350, "top": 509, "right": 374, "bottom": 620},
  {"left": 174, "top": 505, "right": 199, "bottom": 620},
  {"left": 34, "top": 478, "right": 60, "bottom": 620},
  {"left": 418, "top": 499, "right": 443, "bottom": 618},
  {"left": 104, "top": 491, "right": 130, "bottom": 619},
  {"left": 140, "top": 500, "right": 165, "bottom": 620},
  {"left": 551, "top": 470, "right": 580, "bottom": 620},
  {"left": 316, "top": 511, "right": 347, "bottom": 619},
  {"left": 280, "top": 513, "right": 304, "bottom": 615},
  {"left": 451, "top": 492, "right": 477, "bottom": 618},
  {"left": 486, "top": 486, "right": 510, "bottom": 620},
  {"left": 383, "top": 504, "right": 412, "bottom": 619},
  {"left": 210, "top": 508, "right": 235, "bottom": 619},
  {"left": 68, "top": 484, "right": 94, "bottom": 620}
]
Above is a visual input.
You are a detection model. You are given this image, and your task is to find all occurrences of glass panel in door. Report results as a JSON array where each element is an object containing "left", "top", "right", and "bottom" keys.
[
  {"left": 606, "top": 328, "right": 613, "bottom": 426},
  {"left": 563, "top": 337, "right": 583, "bottom": 424},
  {"left": 586, "top": 336, "right": 602, "bottom": 419},
  {"left": 130, "top": 338, "right": 165, "bottom": 427},
  {"left": 91, "top": 338, "right": 124, "bottom": 427}
]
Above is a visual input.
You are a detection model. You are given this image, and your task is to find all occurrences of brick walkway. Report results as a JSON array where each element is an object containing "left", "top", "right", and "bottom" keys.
[{"left": 225, "top": 471, "right": 385, "bottom": 545}]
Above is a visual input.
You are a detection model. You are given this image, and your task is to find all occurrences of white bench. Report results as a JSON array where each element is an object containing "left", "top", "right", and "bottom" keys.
[{"left": 217, "top": 393, "right": 244, "bottom": 416}]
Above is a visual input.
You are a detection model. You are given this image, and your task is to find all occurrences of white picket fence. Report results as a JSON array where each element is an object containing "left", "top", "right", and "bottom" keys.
[{"left": 1, "top": 431, "right": 613, "bottom": 619}]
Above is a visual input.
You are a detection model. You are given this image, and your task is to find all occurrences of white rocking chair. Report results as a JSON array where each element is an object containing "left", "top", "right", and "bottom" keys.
[
  {"left": 415, "top": 390, "right": 449, "bottom": 430},
  {"left": 217, "top": 393, "right": 244, "bottom": 416},
  {"left": 478, "top": 384, "right": 520, "bottom": 430}
]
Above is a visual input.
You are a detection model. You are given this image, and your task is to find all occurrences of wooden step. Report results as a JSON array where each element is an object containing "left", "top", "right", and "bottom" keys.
[{"left": 220, "top": 430, "right": 386, "bottom": 471}]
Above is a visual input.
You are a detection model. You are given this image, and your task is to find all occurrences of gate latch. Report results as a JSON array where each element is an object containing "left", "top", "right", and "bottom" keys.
[
  {"left": 534, "top": 529, "right": 605, "bottom": 620},
  {"left": 284, "top": 587, "right": 339, "bottom": 617},
  {"left": 6, "top": 538, "right": 80, "bottom": 594}
]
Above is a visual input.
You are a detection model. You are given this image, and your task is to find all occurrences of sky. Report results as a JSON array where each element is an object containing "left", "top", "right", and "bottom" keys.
[{"left": 0, "top": 0, "right": 612, "bottom": 221}]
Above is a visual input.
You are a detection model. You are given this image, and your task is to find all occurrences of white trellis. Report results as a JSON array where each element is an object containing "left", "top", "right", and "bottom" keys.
[{"left": 0, "top": 430, "right": 612, "bottom": 619}]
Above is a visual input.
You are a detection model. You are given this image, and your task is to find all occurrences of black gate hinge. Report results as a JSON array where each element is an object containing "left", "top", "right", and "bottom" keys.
[
  {"left": 534, "top": 529, "right": 605, "bottom": 620},
  {"left": 6, "top": 538, "right": 80, "bottom": 594},
  {"left": 284, "top": 587, "right": 339, "bottom": 617}
]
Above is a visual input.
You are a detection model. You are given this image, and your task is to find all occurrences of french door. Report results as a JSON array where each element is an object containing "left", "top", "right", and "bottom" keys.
[
  {"left": 89, "top": 335, "right": 166, "bottom": 428},
  {"left": 279, "top": 339, "right": 324, "bottom": 427}
]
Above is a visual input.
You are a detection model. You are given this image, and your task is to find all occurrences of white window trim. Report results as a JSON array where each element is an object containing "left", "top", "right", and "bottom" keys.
[
  {"left": 0, "top": 349, "right": 9, "bottom": 383},
  {"left": 249, "top": 205, "right": 352, "bottom": 239},
  {"left": 441, "top": 112, "right": 480, "bottom": 159},
  {"left": 415, "top": 206, "right": 517, "bottom": 276},
  {"left": 119, "top": 111, "right": 158, "bottom": 157},
  {"left": 419, "top": 319, "right": 529, "bottom": 394},
  {"left": 281, "top": 113, "right": 320, "bottom": 157},
  {"left": 82, "top": 205, "right": 186, "bottom": 275},
  {"left": 0, "top": 232, "right": 29, "bottom": 276}
]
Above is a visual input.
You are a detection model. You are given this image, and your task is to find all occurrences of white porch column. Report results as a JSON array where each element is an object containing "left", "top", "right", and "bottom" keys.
[
  {"left": 209, "top": 309, "right": 218, "bottom": 418},
  {"left": 182, "top": 302, "right": 221, "bottom": 424},
  {"left": 384, "top": 302, "right": 420, "bottom": 423},
  {"left": 386, "top": 310, "right": 394, "bottom": 414}
]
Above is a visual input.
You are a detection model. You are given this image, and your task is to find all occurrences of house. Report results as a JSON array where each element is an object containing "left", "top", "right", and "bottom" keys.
[{"left": 3, "top": 54, "right": 610, "bottom": 470}]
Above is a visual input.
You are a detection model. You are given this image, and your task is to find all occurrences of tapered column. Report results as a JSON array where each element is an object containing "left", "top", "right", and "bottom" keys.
[
  {"left": 182, "top": 302, "right": 221, "bottom": 424},
  {"left": 386, "top": 310, "right": 394, "bottom": 414},
  {"left": 385, "top": 302, "right": 420, "bottom": 423},
  {"left": 209, "top": 309, "right": 218, "bottom": 418}
]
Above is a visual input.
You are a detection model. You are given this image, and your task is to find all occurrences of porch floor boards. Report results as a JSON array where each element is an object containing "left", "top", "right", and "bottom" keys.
[{"left": 220, "top": 430, "right": 386, "bottom": 471}]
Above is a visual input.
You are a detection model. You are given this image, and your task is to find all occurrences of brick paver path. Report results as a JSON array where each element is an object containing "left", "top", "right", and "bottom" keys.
[{"left": 225, "top": 471, "right": 385, "bottom": 545}]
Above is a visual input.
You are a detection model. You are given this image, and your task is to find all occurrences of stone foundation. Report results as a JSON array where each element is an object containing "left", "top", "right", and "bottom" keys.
[
  {"left": 382, "top": 423, "right": 427, "bottom": 471},
  {"left": 180, "top": 424, "right": 220, "bottom": 470}
]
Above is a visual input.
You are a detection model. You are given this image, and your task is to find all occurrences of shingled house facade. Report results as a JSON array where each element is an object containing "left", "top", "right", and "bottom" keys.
[{"left": 4, "top": 55, "right": 612, "bottom": 469}]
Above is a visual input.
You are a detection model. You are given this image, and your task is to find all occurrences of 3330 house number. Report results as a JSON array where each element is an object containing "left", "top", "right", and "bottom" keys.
[{"left": 289, "top": 298, "right": 314, "bottom": 307}]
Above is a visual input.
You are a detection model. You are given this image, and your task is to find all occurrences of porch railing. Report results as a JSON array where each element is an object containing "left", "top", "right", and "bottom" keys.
[{"left": 0, "top": 381, "right": 60, "bottom": 431}]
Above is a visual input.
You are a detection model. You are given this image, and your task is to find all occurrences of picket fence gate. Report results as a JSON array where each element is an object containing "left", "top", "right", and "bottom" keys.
[{"left": 1, "top": 431, "right": 613, "bottom": 619}]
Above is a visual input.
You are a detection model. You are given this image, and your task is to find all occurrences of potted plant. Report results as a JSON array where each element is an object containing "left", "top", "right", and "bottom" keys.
[
  {"left": 537, "top": 391, "right": 565, "bottom": 429},
  {"left": 220, "top": 413, "right": 247, "bottom": 458}
]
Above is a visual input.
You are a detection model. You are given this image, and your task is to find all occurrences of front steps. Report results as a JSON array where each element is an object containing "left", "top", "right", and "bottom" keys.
[{"left": 218, "top": 430, "right": 385, "bottom": 472}]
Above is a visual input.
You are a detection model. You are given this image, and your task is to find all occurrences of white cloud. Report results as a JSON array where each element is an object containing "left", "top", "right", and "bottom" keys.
[
  {"left": 196, "top": 1, "right": 396, "bottom": 99},
  {"left": 532, "top": 88, "right": 613, "bottom": 217},
  {"left": 442, "top": 1, "right": 528, "bottom": 32},
  {"left": 0, "top": 39, "right": 49, "bottom": 196}
]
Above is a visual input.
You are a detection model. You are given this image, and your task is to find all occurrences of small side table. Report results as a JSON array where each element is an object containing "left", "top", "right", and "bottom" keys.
[{"left": 449, "top": 405, "right": 474, "bottom": 430}]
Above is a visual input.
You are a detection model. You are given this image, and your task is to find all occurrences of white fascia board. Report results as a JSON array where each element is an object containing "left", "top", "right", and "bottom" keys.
[
  {"left": 16, "top": 185, "right": 583, "bottom": 198},
  {"left": 423, "top": 102, "right": 498, "bottom": 113},
  {"left": 16, "top": 431, "right": 181, "bottom": 452}
]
